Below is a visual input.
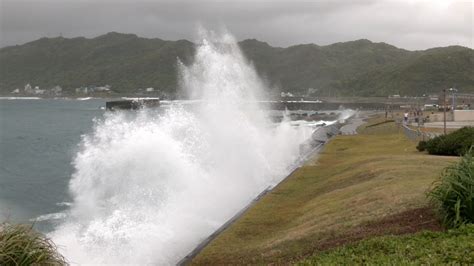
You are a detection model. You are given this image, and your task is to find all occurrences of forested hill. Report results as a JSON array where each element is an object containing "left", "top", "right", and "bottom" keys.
[{"left": 1, "top": 32, "right": 472, "bottom": 96}]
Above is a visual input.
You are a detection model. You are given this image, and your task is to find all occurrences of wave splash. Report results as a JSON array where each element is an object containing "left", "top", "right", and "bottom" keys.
[{"left": 50, "top": 30, "right": 314, "bottom": 264}]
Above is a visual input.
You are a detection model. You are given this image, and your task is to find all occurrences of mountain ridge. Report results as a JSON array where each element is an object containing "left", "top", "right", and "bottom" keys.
[{"left": 1, "top": 32, "right": 472, "bottom": 97}]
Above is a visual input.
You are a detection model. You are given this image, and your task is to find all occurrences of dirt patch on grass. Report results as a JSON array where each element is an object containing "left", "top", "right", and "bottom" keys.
[
  {"left": 365, "top": 120, "right": 395, "bottom": 128},
  {"left": 314, "top": 206, "right": 442, "bottom": 253},
  {"left": 265, "top": 207, "right": 443, "bottom": 263}
]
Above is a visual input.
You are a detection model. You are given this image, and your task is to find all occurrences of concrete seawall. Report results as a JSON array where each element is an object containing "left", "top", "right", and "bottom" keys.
[
  {"left": 177, "top": 122, "right": 345, "bottom": 265},
  {"left": 263, "top": 101, "right": 390, "bottom": 111}
]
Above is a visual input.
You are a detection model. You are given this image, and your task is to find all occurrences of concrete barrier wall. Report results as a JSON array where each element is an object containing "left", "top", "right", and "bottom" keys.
[
  {"left": 454, "top": 110, "right": 474, "bottom": 122},
  {"left": 262, "top": 102, "right": 388, "bottom": 111},
  {"left": 427, "top": 112, "right": 453, "bottom": 122}
]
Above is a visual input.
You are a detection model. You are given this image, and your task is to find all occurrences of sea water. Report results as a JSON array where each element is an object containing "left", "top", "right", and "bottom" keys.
[{"left": 0, "top": 99, "right": 103, "bottom": 226}]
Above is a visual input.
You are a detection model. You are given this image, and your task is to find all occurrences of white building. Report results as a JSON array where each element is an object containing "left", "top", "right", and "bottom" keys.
[
  {"left": 146, "top": 87, "right": 154, "bottom": 92},
  {"left": 50, "top": 85, "right": 62, "bottom": 95},
  {"left": 281, "top": 91, "right": 294, "bottom": 97},
  {"left": 24, "top": 83, "right": 33, "bottom": 94},
  {"left": 95, "top": 85, "right": 111, "bottom": 92},
  {"left": 33, "top": 86, "right": 45, "bottom": 94},
  {"left": 75, "top": 87, "right": 88, "bottom": 94}
]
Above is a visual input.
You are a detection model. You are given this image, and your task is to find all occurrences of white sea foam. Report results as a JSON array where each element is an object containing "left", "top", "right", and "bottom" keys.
[
  {"left": 290, "top": 120, "right": 337, "bottom": 127},
  {"left": 0, "top": 97, "right": 42, "bottom": 100},
  {"left": 56, "top": 202, "right": 73, "bottom": 207},
  {"left": 31, "top": 212, "right": 67, "bottom": 222},
  {"left": 50, "top": 29, "right": 318, "bottom": 264},
  {"left": 338, "top": 109, "right": 357, "bottom": 123}
]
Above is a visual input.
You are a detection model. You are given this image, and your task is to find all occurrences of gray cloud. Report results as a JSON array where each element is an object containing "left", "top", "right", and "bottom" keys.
[{"left": 0, "top": 0, "right": 472, "bottom": 50}]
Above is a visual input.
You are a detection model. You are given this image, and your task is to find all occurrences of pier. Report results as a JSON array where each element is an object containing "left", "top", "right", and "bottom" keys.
[{"left": 105, "top": 98, "right": 160, "bottom": 110}]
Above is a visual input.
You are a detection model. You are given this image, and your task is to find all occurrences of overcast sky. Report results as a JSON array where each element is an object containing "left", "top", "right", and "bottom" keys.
[{"left": 0, "top": 0, "right": 472, "bottom": 50}]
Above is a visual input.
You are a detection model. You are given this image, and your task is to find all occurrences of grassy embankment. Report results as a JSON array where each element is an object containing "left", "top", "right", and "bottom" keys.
[{"left": 191, "top": 116, "right": 460, "bottom": 264}]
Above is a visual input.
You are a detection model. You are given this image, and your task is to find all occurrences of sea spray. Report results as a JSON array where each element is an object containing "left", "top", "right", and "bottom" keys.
[{"left": 51, "top": 30, "right": 315, "bottom": 264}]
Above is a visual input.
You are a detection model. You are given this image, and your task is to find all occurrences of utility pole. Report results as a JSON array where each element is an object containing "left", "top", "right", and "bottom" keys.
[
  {"left": 443, "top": 88, "right": 447, "bottom": 135},
  {"left": 449, "top": 87, "right": 457, "bottom": 111},
  {"left": 452, "top": 89, "right": 455, "bottom": 109}
]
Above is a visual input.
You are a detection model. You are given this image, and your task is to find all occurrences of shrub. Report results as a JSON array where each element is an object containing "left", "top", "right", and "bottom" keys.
[
  {"left": 428, "top": 149, "right": 474, "bottom": 228},
  {"left": 0, "top": 223, "right": 67, "bottom": 265},
  {"left": 418, "top": 127, "right": 474, "bottom": 156},
  {"left": 416, "top": 140, "right": 427, "bottom": 151}
]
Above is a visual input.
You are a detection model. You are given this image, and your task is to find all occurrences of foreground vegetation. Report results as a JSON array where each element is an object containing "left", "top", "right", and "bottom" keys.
[
  {"left": 300, "top": 225, "right": 474, "bottom": 265},
  {"left": 0, "top": 223, "right": 66, "bottom": 265},
  {"left": 417, "top": 127, "right": 474, "bottom": 156},
  {"left": 429, "top": 149, "right": 474, "bottom": 228},
  {"left": 191, "top": 117, "right": 457, "bottom": 264}
]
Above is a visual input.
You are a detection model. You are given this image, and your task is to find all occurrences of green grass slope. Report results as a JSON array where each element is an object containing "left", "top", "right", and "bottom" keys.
[{"left": 190, "top": 118, "right": 458, "bottom": 264}]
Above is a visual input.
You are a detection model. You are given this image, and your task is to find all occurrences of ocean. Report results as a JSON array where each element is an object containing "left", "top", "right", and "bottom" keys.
[{"left": 0, "top": 99, "right": 104, "bottom": 229}]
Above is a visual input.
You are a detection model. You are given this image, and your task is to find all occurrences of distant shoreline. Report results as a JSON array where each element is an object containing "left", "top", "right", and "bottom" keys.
[
  {"left": 0, "top": 96, "right": 421, "bottom": 112},
  {"left": 0, "top": 96, "right": 158, "bottom": 101}
]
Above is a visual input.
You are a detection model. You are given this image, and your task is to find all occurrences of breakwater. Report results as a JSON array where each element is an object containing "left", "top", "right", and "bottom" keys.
[{"left": 263, "top": 101, "right": 388, "bottom": 111}]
